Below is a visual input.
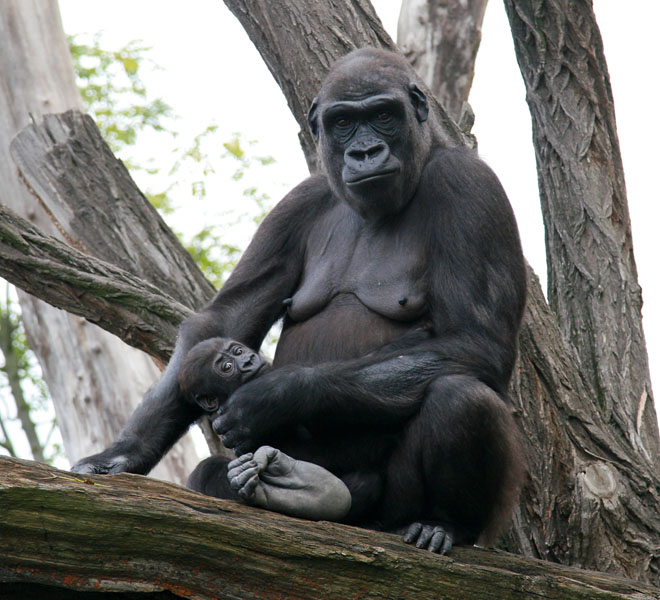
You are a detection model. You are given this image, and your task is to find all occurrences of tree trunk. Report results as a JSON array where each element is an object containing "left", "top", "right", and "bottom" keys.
[
  {"left": 223, "top": 0, "right": 472, "bottom": 173},
  {"left": 220, "top": 0, "right": 660, "bottom": 584},
  {"left": 0, "top": 0, "right": 198, "bottom": 482},
  {"left": 2, "top": 457, "right": 658, "bottom": 600},
  {"left": 397, "top": 0, "right": 488, "bottom": 122},
  {"left": 503, "top": 0, "right": 659, "bottom": 465}
]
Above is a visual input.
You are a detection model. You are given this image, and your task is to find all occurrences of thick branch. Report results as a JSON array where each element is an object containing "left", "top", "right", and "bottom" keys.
[
  {"left": 0, "top": 203, "right": 189, "bottom": 362},
  {"left": 503, "top": 0, "right": 658, "bottom": 461},
  {"left": 1, "top": 457, "right": 657, "bottom": 600},
  {"left": 9, "top": 110, "right": 215, "bottom": 311}
]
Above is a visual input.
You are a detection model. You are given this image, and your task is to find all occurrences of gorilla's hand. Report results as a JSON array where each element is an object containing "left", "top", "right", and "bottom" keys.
[
  {"left": 71, "top": 444, "right": 138, "bottom": 475},
  {"left": 212, "top": 368, "right": 302, "bottom": 454}
]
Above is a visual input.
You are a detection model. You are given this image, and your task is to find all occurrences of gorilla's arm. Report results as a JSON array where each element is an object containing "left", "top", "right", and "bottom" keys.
[
  {"left": 72, "top": 177, "right": 329, "bottom": 475},
  {"left": 214, "top": 150, "right": 527, "bottom": 453}
]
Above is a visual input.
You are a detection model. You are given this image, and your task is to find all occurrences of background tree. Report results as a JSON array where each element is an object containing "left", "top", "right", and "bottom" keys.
[{"left": 0, "top": 0, "right": 198, "bottom": 482}]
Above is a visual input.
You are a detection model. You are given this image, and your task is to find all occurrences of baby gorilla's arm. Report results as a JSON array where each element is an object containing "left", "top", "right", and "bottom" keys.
[{"left": 227, "top": 446, "right": 351, "bottom": 521}]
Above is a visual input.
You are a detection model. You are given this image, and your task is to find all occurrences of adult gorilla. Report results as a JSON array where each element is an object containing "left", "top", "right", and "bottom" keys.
[{"left": 73, "top": 48, "right": 527, "bottom": 554}]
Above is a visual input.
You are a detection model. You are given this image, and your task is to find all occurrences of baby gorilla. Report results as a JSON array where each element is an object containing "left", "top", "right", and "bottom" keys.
[
  {"left": 178, "top": 337, "right": 352, "bottom": 521},
  {"left": 178, "top": 337, "right": 267, "bottom": 414}
]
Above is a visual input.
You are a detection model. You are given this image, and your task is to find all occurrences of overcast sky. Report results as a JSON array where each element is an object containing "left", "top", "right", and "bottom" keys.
[{"left": 58, "top": 1, "right": 660, "bottom": 400}]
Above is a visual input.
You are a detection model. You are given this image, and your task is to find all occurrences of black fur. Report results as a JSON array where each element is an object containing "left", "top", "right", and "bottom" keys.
[{"left": 72, "top": 48, "right": 526, "bottom": 548}]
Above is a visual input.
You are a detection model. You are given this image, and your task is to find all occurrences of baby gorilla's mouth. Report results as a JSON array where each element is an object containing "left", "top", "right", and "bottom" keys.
[{"left": 242, "top": 361, "right": 267, "bottom": 383}]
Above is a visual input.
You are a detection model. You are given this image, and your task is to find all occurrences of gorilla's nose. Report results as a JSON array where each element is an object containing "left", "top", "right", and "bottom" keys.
[{"left": 345, "top": 141, "right": 389, "bottom": 171}]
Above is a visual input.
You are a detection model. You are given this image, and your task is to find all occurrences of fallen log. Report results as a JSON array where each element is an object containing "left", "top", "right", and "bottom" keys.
[{"left": 1, "top": 457, "right": 658, "bottom": 599}]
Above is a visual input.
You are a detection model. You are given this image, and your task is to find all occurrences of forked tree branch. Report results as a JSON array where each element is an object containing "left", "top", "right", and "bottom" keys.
[{"left": 0, "top": 202, "right": 188, "bottom": 362}]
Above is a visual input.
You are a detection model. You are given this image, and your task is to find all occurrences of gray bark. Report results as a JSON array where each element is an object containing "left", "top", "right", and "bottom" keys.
[
  {"left": 503, "top": 1, "right": 659, "bottom": 465},
  {"left": 0, "top": 0, "right": 198, "bottom": 482},
  {"left": 397, "top": 0, "right": 488, "bottom": 122},
  {"left": 0, "top": 202, "right": 189, "bottom": 362}
]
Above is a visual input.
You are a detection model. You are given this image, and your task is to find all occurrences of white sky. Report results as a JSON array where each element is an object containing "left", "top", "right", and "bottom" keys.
[{"left": 57, "top": 1, "right": 659, "bottom": 401}]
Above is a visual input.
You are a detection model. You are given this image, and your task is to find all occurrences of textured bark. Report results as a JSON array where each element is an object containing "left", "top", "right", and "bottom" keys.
[
  {"left": 0, "top": 203, "right": 189, "bottom": 363},
  {"left": 0, "top": 0, "right": 197, "bottom": 483},
  {"left": 2, "top": 457, "right": 659, "bottom": 600},
  {"left": 10, "top": 112, "right": 215, "bottom": 312},
  {"left": 503, "top": 0, "right": 659, "bottom": 463},
  {"left": 223, "top": 0, "right": 473, "bottom": 172},
  {"left": 397, "top": 0, "right": 488, "bottom": 122},
  {"left": 506, "top": 271, "right": 660, "bottom": 582}
]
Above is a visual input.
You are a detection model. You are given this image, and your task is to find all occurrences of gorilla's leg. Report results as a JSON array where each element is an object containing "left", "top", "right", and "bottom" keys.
[
  {"left": 380, "top": 375, "right": 523, "bottom": 554},
  {"left": 227, "top": 446, "right": 352, "bottom": 521},
  {"left": 187, "top": 455, "right": 240, "bottom": 500}
]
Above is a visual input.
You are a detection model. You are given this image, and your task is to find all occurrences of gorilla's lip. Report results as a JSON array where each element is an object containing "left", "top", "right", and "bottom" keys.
[{"left": 345, "top": 168, "right": 399, "bottom": 185}]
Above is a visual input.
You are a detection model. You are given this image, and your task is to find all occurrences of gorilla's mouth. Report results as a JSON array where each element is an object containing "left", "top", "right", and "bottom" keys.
[
  {"left": 242, "top": 361, "right": 267, "bottom": 383},
  {"left": 345, "top": 167, "right": 399, "bottom": 186}
]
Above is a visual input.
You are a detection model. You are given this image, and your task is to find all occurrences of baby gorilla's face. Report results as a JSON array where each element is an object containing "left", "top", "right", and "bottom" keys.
[{"left": 179, "top": 337, "right": 267, "bottom": 413}]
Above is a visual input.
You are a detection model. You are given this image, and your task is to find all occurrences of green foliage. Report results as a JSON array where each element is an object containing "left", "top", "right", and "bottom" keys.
[
  {"left": 0, "top": 287, "right": 63, "bottom": 464},
  {"left": 68, "top": 34, "right": 277, "bottom": 289},
  {"left": 165, "top": 130, "right": 275, "bottom": 288},
  {"left": 68, "top": 33, "right": 174, "bottom": 155}
]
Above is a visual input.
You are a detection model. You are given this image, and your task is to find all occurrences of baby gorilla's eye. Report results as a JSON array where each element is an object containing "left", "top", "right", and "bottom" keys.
[
  {"left": 232, "top": 346, "right": 243, "bottom": 356},
  {"left": 222, "top": 361, "right": 233, "bottom": 372}
]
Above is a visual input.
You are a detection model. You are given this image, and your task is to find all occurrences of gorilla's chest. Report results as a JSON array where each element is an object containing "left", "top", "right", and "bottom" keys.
[{"left": 288, "top": 207, "right": 427, "bottom": 323}]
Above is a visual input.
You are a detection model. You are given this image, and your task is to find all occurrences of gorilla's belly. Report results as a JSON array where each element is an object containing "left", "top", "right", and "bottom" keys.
[{"left": 273, "top": 293, "right": 422, "bottom": 367}]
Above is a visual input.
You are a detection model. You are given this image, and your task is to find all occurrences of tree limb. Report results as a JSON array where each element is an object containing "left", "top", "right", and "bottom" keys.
[
  {"left": 0, "top": 203, "right": 189, "bottom": 362},
  {"left": 504, "top": 0, "right": 658, "bottom": 463},
  {"left": 1, "top": 457, "right": 658, "bottom": 600},
  {"left": 223, "top": 0, "right": 473, "bottom": 171},
  {"left": 9, "top": 110, "right": 216, "bottom": 312}
]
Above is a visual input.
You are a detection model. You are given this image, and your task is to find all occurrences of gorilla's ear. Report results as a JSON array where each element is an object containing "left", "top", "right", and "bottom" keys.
[
  {"left": 308, "top": 97, "right": 320, "bottom": 138},
  {"left": 408, "top": 84, "right": 429, "bottom": 123}
]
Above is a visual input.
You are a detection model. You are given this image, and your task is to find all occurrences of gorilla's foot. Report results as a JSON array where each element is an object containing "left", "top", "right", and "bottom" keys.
[
  {"left": 227, "top": 446, "right": 351, "bottom": 521},
  {"left": 395, "top": 521, "right": 455, "bottom": 554}
]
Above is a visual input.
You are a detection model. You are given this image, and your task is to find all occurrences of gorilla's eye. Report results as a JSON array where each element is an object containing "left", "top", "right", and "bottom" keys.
[
  {"left": 335, "top": 117, "right": 352, "bottom": 128},
  {"left": 221, "top": 361, "right": 233, "bottom": 373},
  {"left": 376, "top": 111, "right": 391, "bottom": 121},
  {"left": 232, "top": 346, "right": 243, "bottom": 356}
]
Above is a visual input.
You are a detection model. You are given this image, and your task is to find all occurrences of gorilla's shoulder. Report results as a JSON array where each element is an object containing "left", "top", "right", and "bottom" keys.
[{"left": 277, "top": 173, "right": 335, "bottom": 211}]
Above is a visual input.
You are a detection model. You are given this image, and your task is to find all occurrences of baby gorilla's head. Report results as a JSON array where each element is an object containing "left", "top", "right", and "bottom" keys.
[{"left": 178, "top": 337, "right": 268, "bottom": 413}]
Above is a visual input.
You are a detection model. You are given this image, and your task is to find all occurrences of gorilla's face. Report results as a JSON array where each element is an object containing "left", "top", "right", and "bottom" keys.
[{"left": 308, "top": 49, "right": 431, "bottom": 220}]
